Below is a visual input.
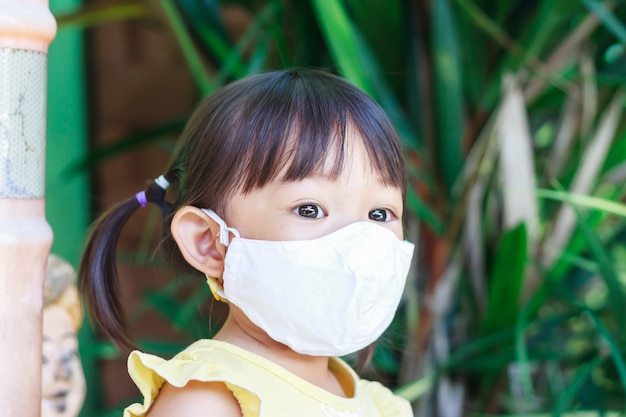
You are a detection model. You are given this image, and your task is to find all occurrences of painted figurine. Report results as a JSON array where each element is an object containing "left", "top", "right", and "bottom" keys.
[{"left": 42, "top": 254, "right": 85, "bottom": 417}]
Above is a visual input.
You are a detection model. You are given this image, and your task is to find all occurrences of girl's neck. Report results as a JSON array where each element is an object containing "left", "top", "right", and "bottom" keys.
[{"left": 214, "top": 309, "right": 347, "bottom": 397}]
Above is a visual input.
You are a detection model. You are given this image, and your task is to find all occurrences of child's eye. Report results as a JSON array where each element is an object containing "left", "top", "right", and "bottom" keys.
[
  {"left": 369, "top": 208, "right": 392, "bottom": 222},
  {"left": 294, "top": 204, "right": 325, "bottom": 219}
]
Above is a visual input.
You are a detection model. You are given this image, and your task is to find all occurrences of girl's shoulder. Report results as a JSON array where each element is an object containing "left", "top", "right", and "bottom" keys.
[
  {"left": 123, "top": 339, "right": 262, "bottom": 417},
  {"left": 142, "top": 380, "right": 241, "bottom": 417}
]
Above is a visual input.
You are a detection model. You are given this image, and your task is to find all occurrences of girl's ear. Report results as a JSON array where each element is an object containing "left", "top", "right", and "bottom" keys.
[{"left": 171, "top": 206, "right": 225, "bottom": 278}]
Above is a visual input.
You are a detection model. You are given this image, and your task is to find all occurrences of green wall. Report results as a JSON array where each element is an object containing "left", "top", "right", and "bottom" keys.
[{"left": 47, "top": 0, "right": 89, "bottom": 266}]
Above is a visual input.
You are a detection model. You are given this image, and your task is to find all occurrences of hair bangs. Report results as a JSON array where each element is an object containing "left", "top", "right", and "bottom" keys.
[
  {"left": 174, "top": 69, "right": 406, "bottom": 213},
  {"left": 230, "top": 71, "right": 406, "bottom": 194}
]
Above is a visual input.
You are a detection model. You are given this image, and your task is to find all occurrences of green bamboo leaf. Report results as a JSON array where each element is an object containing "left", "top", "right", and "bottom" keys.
[
  {"left": 537, "top": 189, "right": 626, "bottom": 217},
  {"left": 449, "top": 347, "right": 592, "bottom": 371},
  {"left": 352, "top": 33, "right": 420, "bottom": 151},
  {"left": 446, "top": 327, "right": 516, "bottom": 369},
  {"left": 310, "top": 0, "right": 420, "bottom": 154},
  {"left": 447, "top": 345, "right": 588, "bottom": 372},
  {"left": 455, "top": 8, "right": 488, "bottom": 109},
  {"left": 448, "top": 309, "right": 586, "bottom": 370},
  {"left": 524, "top": 9, "right": 606, "bottom": 102},
  {"left": 524, "top": 0, "right": 564, "bottom": 53},
  {"left": 176, "top": 0, "right": 245, "bottom": 78},
  {"left": 266, "top": 0, "right": 292, "bottom": 67},
  {"left": 597, "top": 72, "right": 626, "bottom": 86},
  {"left": 310, "top": 0, "right": 372, "bottom": 94},
  {"left": 245, "top": 35, "right": 269, "bottom": 75},
  {"left": 211, "top": 3, "right": 278, "bottom": 85},
  {"left": 542, "top": 90, "right": 625, "bottom": 266},
  {"left": 517, "top": 0, "right": 565, "bottom": 69},
  {"left": 454, "top": 0, "right": 522, "bottom": 56},
  {"left": 343, "top": 0, "right": 408, "bottom": 101},
  {"left": 179, "top": 0, "right": 280, "bottom": 89},
  {"left": 394, "top": 374, "right": 435, "bottom": 402},
  {"left": 492, "top": 0, "right": 519, "bottom": 24},
  {"left": 483, "top": 223, "right": 528, "bottom": 334},
  {"left": 567, "top": 191, "right": 626, "bottom": 333},
  {"left": 554, "top": 250, "right": 600, "bottom": 273},
  {"left": 453, "top": 0, "right": 533, "bottom": 110},
  {"left": 535, "top": 192, "right": 618, "bottom": 312},
  {"left": 55, "top": 2, "right": 150, "bottom": 30},
  {"left": 177, "top": 0, "right": 230, "bottom": 43},
  {"left": 552, "top": 356, "right": 604, "bottom": 416},
  {"left": 584, "top": 309, "right": 626, "bottom": 409},
  {"left": 431, "top": 0, "right": 464, "bottom": 195},
  {"left": 552, "top": 355, "right": 604, "bottom": 416},
  {"left": 515, "top": 302, "right": 535, "bottom": 401},
  {"left": 603, "top": 130, "right": 626, "bottom": 175},
  {"left": 159, "top": 0, "right": 212, "bottom": 95},
  {"left": 582, "top": 0, "right": 626, "bottom": 45}
]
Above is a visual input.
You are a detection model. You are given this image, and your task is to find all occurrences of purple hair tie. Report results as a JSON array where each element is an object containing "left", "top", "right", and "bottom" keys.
[{"left": 135, "top": 191, "right": 148, "bottom": 207}]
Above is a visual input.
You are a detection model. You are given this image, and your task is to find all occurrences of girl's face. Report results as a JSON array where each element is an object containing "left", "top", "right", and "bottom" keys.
[
  {"left": 41, "top": 306, "right": 85, "bottom": 417},
  {"left": 224, "top": 129, "right": 404, "bottom": 242}
]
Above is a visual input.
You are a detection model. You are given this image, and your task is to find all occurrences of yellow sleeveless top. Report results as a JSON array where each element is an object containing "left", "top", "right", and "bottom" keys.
[{"left": 124, "top": 339, "right": 412, "bottom": 417}]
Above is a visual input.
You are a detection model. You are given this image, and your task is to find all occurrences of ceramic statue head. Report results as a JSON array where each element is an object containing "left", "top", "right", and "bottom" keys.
[{"left": 41, "top": 254, "right": 86, "bottom": 417}]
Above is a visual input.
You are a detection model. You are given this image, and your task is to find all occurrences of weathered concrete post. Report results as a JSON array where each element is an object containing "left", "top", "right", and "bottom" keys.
[{"left": 0, "top": 1, "right": 57, "bottom": 416}]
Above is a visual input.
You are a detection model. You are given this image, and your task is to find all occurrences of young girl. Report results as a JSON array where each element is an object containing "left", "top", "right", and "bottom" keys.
[{"left": 79, "top": 69, "right": 416, "bottom": 417}]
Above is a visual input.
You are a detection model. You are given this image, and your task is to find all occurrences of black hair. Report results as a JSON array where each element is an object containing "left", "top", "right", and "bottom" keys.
[{"left": 78, "top": 69, "right": 407, "bottom": 351}]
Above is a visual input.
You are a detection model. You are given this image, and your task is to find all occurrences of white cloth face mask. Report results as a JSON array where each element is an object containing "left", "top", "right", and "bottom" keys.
[{"left": 202, "top": 209, "right": 415, "bottom": 357}]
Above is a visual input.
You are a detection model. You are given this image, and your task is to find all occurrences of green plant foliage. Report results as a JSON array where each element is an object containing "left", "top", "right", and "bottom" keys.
[
  {"left": 483, "top": 223, "right": 528, "bottom": 335},
  {"left": 431, "top": 0, "right": 464, "bottom": 195}
]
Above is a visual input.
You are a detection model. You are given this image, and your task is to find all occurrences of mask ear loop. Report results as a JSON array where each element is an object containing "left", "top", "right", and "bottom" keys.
[
  {"left": 202, "top": 209, "right": 240, "bottom": 246},
  {"left": 201, "top": 209, "right": 239, "bottom": 302}
]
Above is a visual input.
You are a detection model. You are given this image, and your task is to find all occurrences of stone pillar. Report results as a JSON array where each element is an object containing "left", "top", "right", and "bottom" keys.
[{"left": 0, "top": 1, "right": 56, "bottom": 416}]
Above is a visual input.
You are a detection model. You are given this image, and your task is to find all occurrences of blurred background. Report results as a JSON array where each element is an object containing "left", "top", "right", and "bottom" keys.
[{"left": 46, "top": 0, "right": 626, "bottom": 416}]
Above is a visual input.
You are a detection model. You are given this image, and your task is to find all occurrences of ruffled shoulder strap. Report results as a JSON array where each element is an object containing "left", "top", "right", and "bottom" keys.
[
  {"left": 123, "top": 341, "right": 261, "bottom": 417},
  {"left": 358, "top": 379, "right": 414, "bottom": 417}
]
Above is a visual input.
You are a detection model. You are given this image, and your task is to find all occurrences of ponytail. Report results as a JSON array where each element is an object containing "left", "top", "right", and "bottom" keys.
[{"left": 78, "top": 174, "right": 174, "bottom": 352}]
